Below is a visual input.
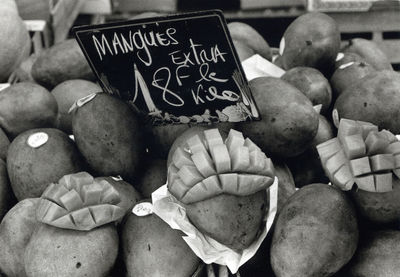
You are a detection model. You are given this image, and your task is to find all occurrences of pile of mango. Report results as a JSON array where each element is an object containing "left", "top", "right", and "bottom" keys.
[{"left": 1, "top": 2, "right": 400, "bottom": 276}]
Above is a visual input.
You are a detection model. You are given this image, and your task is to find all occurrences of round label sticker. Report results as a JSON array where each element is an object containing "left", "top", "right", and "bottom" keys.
[
  {"left": 27, "top": 132, "right": 49, "bottom": 148},
  {"left": 132, "top": 202, "right": 153, "bottom": 216}
]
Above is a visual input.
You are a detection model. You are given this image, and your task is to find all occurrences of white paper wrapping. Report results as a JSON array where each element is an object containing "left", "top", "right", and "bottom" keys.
[
  {"left": 241, "top": 54, "right": 285, "bottom": 80},
  {"left": 151, "top": 177, "right": 278, "bottom": 274}
]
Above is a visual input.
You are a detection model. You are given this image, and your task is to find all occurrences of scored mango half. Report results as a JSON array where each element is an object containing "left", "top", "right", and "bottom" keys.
[
  {"left": 317, "top": 118, "right": 400, "bottom": 192},
  {"left": 36, "top": 172, "right": 125, "bottom": 231},
  {"left": 167, "top": 128, "right": 275, "bottom": 204}
]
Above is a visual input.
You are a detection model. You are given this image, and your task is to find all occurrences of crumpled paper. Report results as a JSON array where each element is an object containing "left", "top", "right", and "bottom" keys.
[
  {"left": 241, "top": 54, "right": 285, "bottom": 80},
  {"left": 151, "top": 177, "right": 278, "bottom": 274}
]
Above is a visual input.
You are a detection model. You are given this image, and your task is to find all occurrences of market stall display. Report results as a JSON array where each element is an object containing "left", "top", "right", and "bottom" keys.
[{"left": 0, "top": 0, "right": 400, "bottom": 276}]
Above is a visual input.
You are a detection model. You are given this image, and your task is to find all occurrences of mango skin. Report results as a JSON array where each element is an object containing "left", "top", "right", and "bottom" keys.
[
  {"left": 281, "top": 67, "right": 332, "bottom": 114},
  {"left": 0, "top": 128, "right": 9, "bottom": 161},
  {"left": 334, "top": 70, "right": 400, "bottom": 134},
  {"left": 350, "top": 177, "right": 400, "bottom": 225},
  {"left": 280, "top": 12, "right": 340, "bottom": 74},
  {"left": 0, "top": 198, "right": 39, "bottom": 277},
  {"left": 343, "top": 230, "right": 400, "bottom": 277},
  {"left": 342, "top": 38, "right": 393, "bottom": 71},
  {"left": 7, "top": 128, "right": 84, "bottom": 200},
  {"left": 72, "top": 93, "right": 144, "bottom": 181},
  {"left": 0, "top": 159, "right": 15, "bottom": 221},
  {"left": 136, "top": 158, "right": 166, "bottom": 198},
  {"left": 237, "top": 77, "right": 319, "bottom": 158},
  {"left": 122, "top": 210, "right": 200, "bottom": 277},
  {"left": 0, "top": 82, "right": 58, "bottom": 139},
  {"left": 185, "top": 190, "right": 267, "bottom": 251},
  {"left": 31, "top": 39, "right": 95, "bottom": 89},
  {"left": 24, "top": 223, "right": 118, "bottom": 277},
  {"left": 271, "top": 184, "right": 358, "bottom": 277}
]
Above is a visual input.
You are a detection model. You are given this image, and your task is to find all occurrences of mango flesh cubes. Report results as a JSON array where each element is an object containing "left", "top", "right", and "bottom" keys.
[
  {"left": 167, "top": 129, "right": 275, "bottom": 204},
  {"left": 36, "top": 172, "right": 124, "bottom": 231},
  {"left": 317, "top": 118, "right": 400, "bottom": 192}
]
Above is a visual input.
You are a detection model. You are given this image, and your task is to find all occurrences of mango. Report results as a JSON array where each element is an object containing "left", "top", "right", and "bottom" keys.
[
  {"left": 343, "top": 230, "right": 400, "bottom": 277},
  {"left": 7, "top": 128, "right": 84, "bottom": 200},
  {"left": 280, "top": 12, "right": 340, "bottom": 74},
  {"left": 0, "top": 128, "right": 9, "bottom": 161},
  {"left": 281, "top": 67, "right": 332, "bottom": 114},
  {"left": 31, "top": 39, "right": 95, "bottom": 89},
  {"left": 334, "top": 52, "right": 365, "bottom": 69},
  {"left": 272, "top": 160, "right": 296, "bottom": 212},
  {"left": 122, "top": 208, "right": 200, "bottom": 277},
  {"left": 0, "top": 82, "right": 58, "bottom": 139},
  {"left": 95, "top": 176, "right": 142, "bottom": 216},
  {"left": 330, "top": 61, "right": 376, "bottom": 98},
  {"left": 52, "top": 79, "right": 103, "bottom": 134},
  {"left": 342, "top": 38, "right": 393, "bottom": 71},
  {"left": 0, "top": 198, "right": 39, "bottom": 277},
  {"left": 15, "top": 0, "right": 51, "bottom": 21},
  {"left": 350, "top": 177, "right": 400, "bottom": 225},
  {"left": 136, "top": 158, "right": 167, "bottom": 197},
  {"left": 334, "top": 70, "right": 400, "bottom": 134},
  {"left": 228, "top": 22, "right": 272, "bottom": 61},
  {"left": 0, "top": 4, "right": 31, "bottom": 82},
  {"left": 185, "top": 191, "right": 267, "bottom": 251},
  {"left": 24, "top": 223, "right": 118, "bottom": 277},
  {"left": 232, "top": 39, "right": 255, "bottom": 61},
  {"left": 237, "top": 77, "right": 319, "bottom": 158},
  {"left": 270, "top": 183, "right": 358, "bottom": 277},
  {"left": 0, "top": 159, "right": 15, "bottom": 221},
  {"left": 71, "top": 93, "right": 144, "bottom": 181}
]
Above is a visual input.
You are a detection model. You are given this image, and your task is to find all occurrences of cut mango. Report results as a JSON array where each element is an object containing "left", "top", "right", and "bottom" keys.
[
  {"left": 191, "top": 150, "right": 216, "bottom": 178},
  {"left": 187, "top": 134, "right": 208, "bottom": 154},
  {"left": 374, "top": 173, "right": 393, "bottom": 192},
  {"left": 210, "top": 144, "right": 231, "bottom": 173},
  {"left": 178, "top": 165, "right": 204, "bottom": 187},
  {"left": 355, "top": 175, "right": 375, "bottom": 192},
  {"left": 365, "top": 131, "right": 390, "bottom": 155},
  {"left": 167, "top": 128, "right": 276, "bottom": 203},
  {"left": 337, "top": 118, "right": 363, "bottom": 142},
  {"left": 386, "top": 141, "right": 400, "bottom": 155},
  {"left": 36, "top": 172, "right": 125, "bottom": 231},
  {"left": 356, "top": 120, "right": 378, "bottom": 139},
  {"left": 226, "top": 129, "right": 245, "bottom": 152},
  {"left": 350, "top": 157, "right": 371, "bottom": 177},
  {"left": 325, "top": 150, "right": 347, "bottom": 176},
  {"left": 203, "top": 128, "right": 224, "bottom": 148},
  {"left": 317, "top": 138, "right": 341, "bottom": 164},
  {"left": 369, "top": 154, "right": 395, "bottom": 172},
  {"left": 231, "top": 146, "right": 250, "bottom": 172},
  {"left": 332, "top": 165, "right": 354, "bottom": 191},
  {"left": 341, "top": 133, "right": 366, "bottom": 159},
  {"left": 380, "top": 129, "right": 397, "bottom": 143},
  {"left": 172, "top": 147, "right": 194, "bottom": 168}
]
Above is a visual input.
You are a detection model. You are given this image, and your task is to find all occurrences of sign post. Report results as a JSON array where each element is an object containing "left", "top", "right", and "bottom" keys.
[{"left": 74, "top": 10, "right": 260, "bottom": 125}]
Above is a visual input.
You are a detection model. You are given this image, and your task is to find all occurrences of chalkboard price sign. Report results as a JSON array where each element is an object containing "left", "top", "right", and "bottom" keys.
[{"left": 74, "top": 10, "right": 260, "bottom": 125}]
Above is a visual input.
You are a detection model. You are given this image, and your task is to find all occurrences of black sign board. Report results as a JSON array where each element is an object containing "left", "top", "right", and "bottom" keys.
[{"left": 74, "top": 10, "right": 260, "bottom": 125}]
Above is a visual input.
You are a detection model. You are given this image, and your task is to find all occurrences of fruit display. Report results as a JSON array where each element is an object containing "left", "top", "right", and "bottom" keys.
[{"left": 0, "top": 4, "right": 399, "bottom": 277}]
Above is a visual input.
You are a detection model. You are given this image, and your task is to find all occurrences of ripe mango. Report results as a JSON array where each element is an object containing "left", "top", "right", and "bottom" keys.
[
  {"left": 0, "top": 128, "right": 9, "bottom": 161},
  {"left": 334, "top": 70, "right": 400, "bottom": 134},
  {"left": 343, "top": 230, "right": 400, "bottom": 277},
  {"left": 237, "top": 77, "right": 319, "bottom": 158},
  {"left": 330, "top": 61, "right": 376, "bottom": 98},
  {"left": 281, "top": 67, "right": 332, "bottom": 114},
  {"left": 185, "top": 191, "right": 267, "bottom": 251},
  {"left": 350, "top": 177, "right": 400, "bottom": 225},
  {"left": 273, "top": 160, "right": 296, "bottom": 211},
  {"left": 24, "top": 223, "right": 118, "bottom": 277},
  {"left": 271, "top": 183, "right": 358, "bottom": 277},
  {"left": 0, "top": 198, "right": 39, "bottom": 277},
  {"left": 136, "top": 158, "right": 166, "bottom": 197},
  {"left": 0, "top": 82, "right": 58, "bottom": 138},
  {"left": 7, "top": 128, "right": 84, "bottom": 200},
  {"left": 122, "top": 208, "right": 200, "bottom": 277},
  {"left": 31, "top": 39, "right": 95, "bottom": 89},
  {"left": 280, "top": 12, "right": 340, "bottom": 74},
  {"left": 71, "top": 93, "right": 144, "bottom": 181},
  {"left": 228, "top": 22, "right": 272, "bottom": 61},
  {"left": 342, "top": 38, "right": 393, "bottom": 71},
  {"left": 0, "top": 159, "right": 15, "bottom": 221},
  {"left": 52, "top": 79, "right": 102, "bottom": 134}
]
